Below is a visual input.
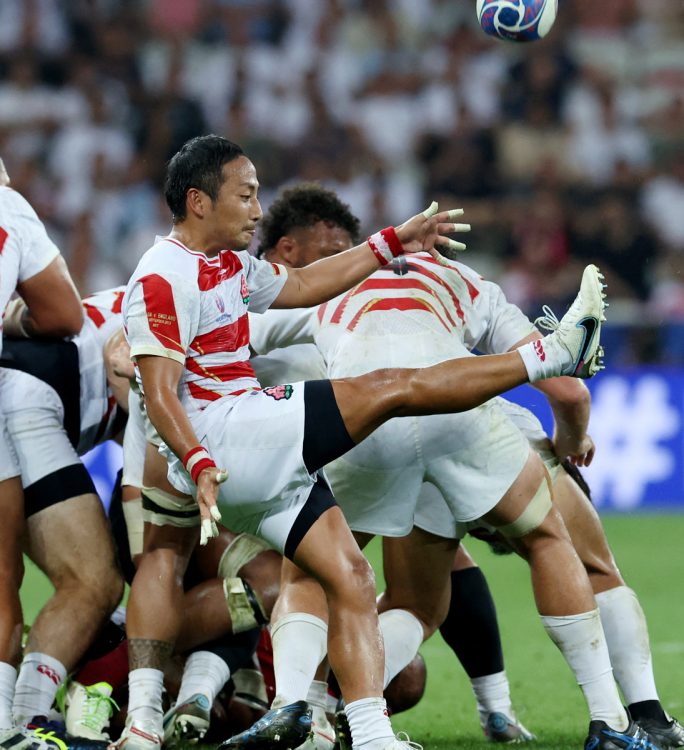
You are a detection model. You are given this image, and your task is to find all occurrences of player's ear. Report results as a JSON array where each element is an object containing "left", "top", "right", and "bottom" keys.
[
  {"left": 274, "top": 235, "right": 298, "bottom": 264},
  {"left": 186, "top": 187, "right": 207, "bottom": 219}
]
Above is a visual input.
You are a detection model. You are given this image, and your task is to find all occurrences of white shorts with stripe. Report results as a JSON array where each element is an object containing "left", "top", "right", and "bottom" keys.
[
  {"left": 325, "top": 397, "right": 529, "bottom": 537},
  {"left": 165, "top": 382, "right": 317, "bottom": 554}
]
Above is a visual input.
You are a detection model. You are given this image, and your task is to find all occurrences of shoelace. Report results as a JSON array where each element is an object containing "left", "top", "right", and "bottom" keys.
[
  {"left": 395, "top": 731, "right": 423, "bottom": 749},
  {"left": 80, "top": 687, "right": 118, "bottom": 735},
  {"left": 534, "top": 305, "right": 561, "bottom": 333}
]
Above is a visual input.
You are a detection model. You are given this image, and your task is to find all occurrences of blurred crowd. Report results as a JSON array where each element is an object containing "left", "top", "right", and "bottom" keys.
[{"left": 1, "top": 0, "right": 684, "bottom": 362}]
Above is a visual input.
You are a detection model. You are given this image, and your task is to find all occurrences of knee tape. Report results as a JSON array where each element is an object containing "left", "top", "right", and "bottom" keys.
[
  {"left": 223, "top": 577, "right": 268, "bottom": 633},
  {"left": 141, "top": 486, "right": 200, "bottom": 528},
  {"left": 217, "top": 533, "right": 271, "bottom": 578},
  {"left": 122, "top": 498, "right": 144, "bottom": 557},
  {"left": 497, "top": 475, "right": 552, "bottom": 538}
]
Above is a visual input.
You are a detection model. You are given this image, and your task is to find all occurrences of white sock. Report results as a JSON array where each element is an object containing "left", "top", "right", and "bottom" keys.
[
  {"left": 127, "top": 668, "right": 164, "bottom": 733},
  {"left": 0, "top": 663, "right": 17, "bottom": 730},
  {"left": 379, "top": 609, "right": 423, "bottom": 690},
  {"left": 345, "top": 697, "right": 394, "bottom": 750},
  {"left": 542, "top": 609, "right": 627, "bottom": 730},
  {"left": 517, "top": 340, "right": 562, "bottom": 382},
  {"left": 595, "top": 586, "right": 659, "bottom": 705},
  {"left": 176, "top": 651, "right": 231, "bottom": 707},
  {"left": 13, "top": 652, "right": 66, "bottom": 725},
  {"left": 470, "top": 671, "right": 513, "bottom": 725},
  {"left": 271, "top": 613, "right": 327, "bottom": 708},
  {"left": 306, "top": 680, "right": 329, "bottom": 710}
]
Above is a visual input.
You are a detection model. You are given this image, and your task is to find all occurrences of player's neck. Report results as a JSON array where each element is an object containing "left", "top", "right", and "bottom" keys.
[{"left": 168, "top": 225, "right": 222, "bottom": 258}]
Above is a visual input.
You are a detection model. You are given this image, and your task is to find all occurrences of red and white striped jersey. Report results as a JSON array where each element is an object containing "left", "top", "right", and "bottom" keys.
[
  {"left": 123, "top": 236, "right": 287, "bottom": 424},
  {"left": 0, "top": 187, "right": 60, "bottom": 355},
  {"left": 76, "top": 286, "right": 126, "bottom": 453},
  {"left": 250, "top": 254, "right": 536, "bottom": 380}
]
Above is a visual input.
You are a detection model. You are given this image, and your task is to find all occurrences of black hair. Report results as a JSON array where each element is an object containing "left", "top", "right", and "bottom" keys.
[
  {"left": 256, "top": 182, "right": 361, "bottom": 257},
  {"left": 164, "top": 135, "right": 245, "bottom": 222}
]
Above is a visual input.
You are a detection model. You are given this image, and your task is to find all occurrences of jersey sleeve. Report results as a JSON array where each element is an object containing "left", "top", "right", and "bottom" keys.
[
  {"left": 463, "top": 276, "right": 537, "bottom": 355},
  {"left": 14, "top": 198, "right": 60, "bottom": 282},
  {"left": 239, "top": 252, "right": 288, "bottom": 313},
  {"left": 249, "top": 307, "right": 318, "bottom": 355},
  {"left": 124, "top": 271, "right": 200, "bottom": 365}
]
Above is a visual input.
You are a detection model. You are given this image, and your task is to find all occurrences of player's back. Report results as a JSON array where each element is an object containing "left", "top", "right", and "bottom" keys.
[{"left": 315, "top": 253, "right": 478, "bottom": 378}]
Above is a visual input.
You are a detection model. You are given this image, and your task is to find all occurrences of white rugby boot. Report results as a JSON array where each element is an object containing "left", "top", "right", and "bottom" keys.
[
  {"left": 482, "top": 711, "right": 536, "bottom": 743},
  {"left": 107, "top": 720, "right": 161, "bottom": 750},
  {"left": 162, "top": 693, "right": 211, "bottom": 746},
  {"left": 530, "top": 264, "right": 607, "bottom": 380},
  {"left": 65, "top": 681, "right": 116, "bottom": 742},
  {"left": 381, "top": 732, "right": 423, "bottom": 749}
]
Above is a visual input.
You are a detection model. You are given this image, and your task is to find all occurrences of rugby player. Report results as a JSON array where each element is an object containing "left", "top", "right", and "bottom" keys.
[
  {"left": 0, "top": 158, "right": 84, "bottom": 750},
  {"left": 251, "top": 184, "right": 530, "bottom": 748},
  {"left": 0, "top": 287, "right": 131, "bottom": 746},
  {"left": 246, "top": 191, "right": 664, "bottom": 749},
  {"left": 121, "top": 135, "right": 605, "bottom": 750}
]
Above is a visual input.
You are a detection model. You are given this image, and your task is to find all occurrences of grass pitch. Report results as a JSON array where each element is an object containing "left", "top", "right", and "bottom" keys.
[{"left": 20, "top": 514, "right": 684, "bottom": 750}]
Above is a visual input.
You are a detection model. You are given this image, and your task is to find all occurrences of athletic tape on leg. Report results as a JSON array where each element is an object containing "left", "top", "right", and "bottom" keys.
[
  {"left": 223, "top": 577, "right": 268, "bottom": 633},
  {"left": 217, "top": 533, "right": 271, "bottom": 578},
  {"left": 141, "top": 485, "right": 200, "bottom": 528},
  {"left": 497, "top": 477, "right": 552, "bottom": 538}
]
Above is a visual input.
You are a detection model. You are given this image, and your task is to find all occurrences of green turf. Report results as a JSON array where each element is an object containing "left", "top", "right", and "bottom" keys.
[{"left": 20, "top": 514, "right": 684, "bottom": 749}]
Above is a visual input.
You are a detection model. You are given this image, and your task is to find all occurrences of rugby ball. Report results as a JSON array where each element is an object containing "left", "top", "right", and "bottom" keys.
[{"left": 476, "top": 0, "right": 558, "bottom": 42}]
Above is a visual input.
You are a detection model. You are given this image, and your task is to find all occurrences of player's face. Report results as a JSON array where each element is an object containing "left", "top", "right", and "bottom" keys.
[
  {"left": 209, "top": 156, "right": 262, "bottom": 250},
  {"left": 289, "top": 221, "right": 353, "bottom": 268}
]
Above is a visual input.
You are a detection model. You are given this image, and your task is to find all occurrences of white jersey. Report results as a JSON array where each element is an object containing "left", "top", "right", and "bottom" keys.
[
  {"left": 317, "top": 254, "right": 536, "bottom": 375},
  {"left": 251, "top": 254, "right": 536, "bottom": 371},
  {"left": 0, "top": 187, "right": 60, "bottom": 354},
  {"left": 76, "top": 286, "right": 126, "bottom": 453},
  {"left": 123, "top": 236, "right": 287, "bottom": 488}
]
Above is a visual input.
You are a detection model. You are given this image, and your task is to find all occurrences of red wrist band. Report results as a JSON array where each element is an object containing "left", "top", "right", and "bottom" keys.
[
  {"left": 367, "top": 226, "right": 403, "bottom": 265},
  {"left": 183, "top": 446, "right": 217, "bottom": 484}
]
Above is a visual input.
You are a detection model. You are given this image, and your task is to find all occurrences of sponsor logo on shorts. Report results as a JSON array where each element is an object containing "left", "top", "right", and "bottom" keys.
[
  {"left": 263, "top": 384, "right": 293, "bottom": 401},
  {"left": 533, "top": 339, "right": 546, "bottom": 362}
]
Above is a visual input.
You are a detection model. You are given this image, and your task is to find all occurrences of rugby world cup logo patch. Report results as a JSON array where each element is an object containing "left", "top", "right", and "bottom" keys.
[
  {"left": 263, "top": 384, "right": 293, "bottom": 400},
  {"left": 240, "top": 275, "right": 250, "bottom": 305}
]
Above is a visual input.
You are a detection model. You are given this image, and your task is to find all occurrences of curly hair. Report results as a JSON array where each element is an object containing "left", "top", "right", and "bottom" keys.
[{"left": 257, "top": 182, "right": 360, "bottom": 257}]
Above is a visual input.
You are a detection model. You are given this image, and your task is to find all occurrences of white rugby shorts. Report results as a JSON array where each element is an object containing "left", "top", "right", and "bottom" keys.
[
  {"left": 0, "top": 368, "right": 81, "bottom": 487},
  {"left": 0, "top": 371, "right": 20, "bottom": 481},
  {"left": 165, "top": 382, "right": 319, "bottom": 554},
  {"left": 414, "top": 397, "right": 560, "bottom": 539},
  {"left": 325, "top": 398, "right": 530, "bottom": 537}
]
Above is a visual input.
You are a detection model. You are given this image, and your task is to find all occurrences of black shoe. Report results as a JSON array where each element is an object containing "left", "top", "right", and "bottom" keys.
[
  {"left": 333, "top": 704, "right": 351, "bottom": 750},
  {"left": 218, "top": 701, "right": 311, "bottom": 749},
  {"left": 584, "top": 720, "right": 663, "bottom": 750},
  {"left": 636, "top": 717, "right": 684, "bottom": 749}
]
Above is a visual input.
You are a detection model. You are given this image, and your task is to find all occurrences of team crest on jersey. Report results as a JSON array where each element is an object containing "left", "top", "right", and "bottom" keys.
[
  {"left": 263, "top": 384, "right": 293, "bottom": 401},
  {"left": 240, "top": 275, "right": 250, "bottom": 305}
]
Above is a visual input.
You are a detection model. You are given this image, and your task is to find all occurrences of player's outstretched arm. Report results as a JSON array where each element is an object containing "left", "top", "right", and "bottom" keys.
[
  {"left": 137, "top": 354, "right": 225, "bottom": 544},
  {"left": 271, "top": 203, "right": 470, "bottom": 309},
  {"left": 12, "top": 256, "right": 83, "bottom": 337}
]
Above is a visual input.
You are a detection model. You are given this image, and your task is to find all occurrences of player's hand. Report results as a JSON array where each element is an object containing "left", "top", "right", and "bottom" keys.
[
  {"left": 195, "top": 466, "right": 228, "bottom": 545},
  {"left": 553, "top": 433, "right": 595, "bottom": 467},
  {"left": 107, "top": 332, "right": 135, "bottom": 380},
  {"left": 395, "top": 202, "right": 470, "bottom": 264}
]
